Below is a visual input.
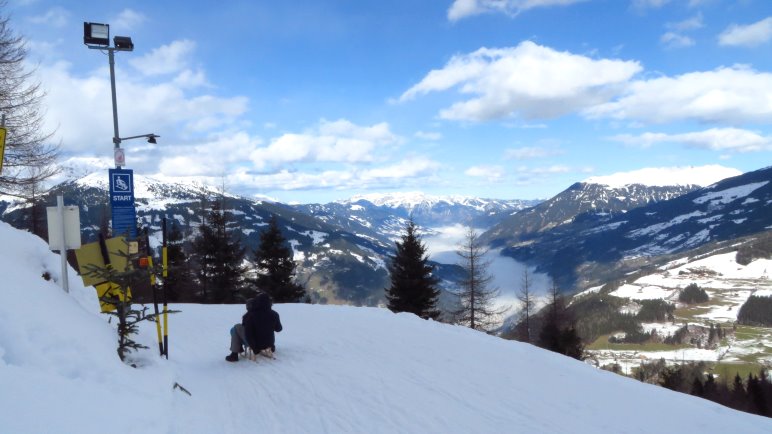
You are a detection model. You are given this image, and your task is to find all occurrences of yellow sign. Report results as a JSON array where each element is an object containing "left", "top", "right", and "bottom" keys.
[
  {"left": 0, "top": 127, "right": 6, "bottom": 174},
  {"left": 94, "top": 282, "right": 132, "bottom": 313},
  {"left": 74, "top": 237, "right": 133, "bottom": 312},
  {"left": 74, "top": 236, "right": 129, "bottom": 286}
]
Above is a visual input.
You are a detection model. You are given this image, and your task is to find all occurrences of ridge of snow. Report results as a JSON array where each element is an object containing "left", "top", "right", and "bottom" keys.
[
  {"left": 1, "top": 221, "right": 771, "bottom": 434},
  {"left": 73, "top": 172, "right": 233, "bottom": 201},
  {"left": 583, "top": 165, "right": 741, "bottom": 189},
  {"left": 340, "top": 191, "right": 506, "bottom": 210}
]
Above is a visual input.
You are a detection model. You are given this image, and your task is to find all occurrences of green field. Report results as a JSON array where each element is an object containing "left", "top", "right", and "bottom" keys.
[{"left": 586, "top": 334, "right": 689, "bottom": 352}]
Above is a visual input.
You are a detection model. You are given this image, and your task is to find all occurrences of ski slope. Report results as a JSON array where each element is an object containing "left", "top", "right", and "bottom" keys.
[{"left": 0, "top": 221, "right": 770, "bottom": 434}]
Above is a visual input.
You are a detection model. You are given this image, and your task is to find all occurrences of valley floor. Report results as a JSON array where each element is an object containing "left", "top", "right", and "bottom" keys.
[{"left": 584, "top": 252, "right": 772, "bottom": 376}]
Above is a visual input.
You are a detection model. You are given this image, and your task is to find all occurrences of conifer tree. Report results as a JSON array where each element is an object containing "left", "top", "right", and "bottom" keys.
[
  {"left": 253, "top": 214, "right": 306, "bottom": 303},
  {"left": 452, "top": 226, "right": 504, "bottom": 332},
  {"left": 538, "top": 281, "right": 584, "bottom": 360},
  {"left": 385, "top": 219, "right": 440, "bottom": 320},
  {"left": 162, "top": 222, "right": 195, "bottom": 302},
  {"left": 81, "top": 240, "right": 150, "bottom": 362},
  {"left": 191, "top": 198, "right": 246, "bottom": 302}
]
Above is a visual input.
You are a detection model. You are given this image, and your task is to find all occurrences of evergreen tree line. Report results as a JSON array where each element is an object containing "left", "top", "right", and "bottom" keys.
[
  {"left": 737, "top": 295, "right": 772, "bottom": 327},
  {"left": 153, "top": 196, "right": 307, "bottom": 304},
  {"left": 735, "top": 234, "right": 772, "bottom": 266},
  {"left": 679, "top": 283, "right": 709, "bottom": 304},
  {"left": 636, "top": 360, "right": 771, "bottom": 418}
]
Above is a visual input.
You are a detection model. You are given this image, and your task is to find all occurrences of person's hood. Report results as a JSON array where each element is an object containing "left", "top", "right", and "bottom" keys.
[{"left": 247, "top": 292, "right": 271, "bottom": 311}]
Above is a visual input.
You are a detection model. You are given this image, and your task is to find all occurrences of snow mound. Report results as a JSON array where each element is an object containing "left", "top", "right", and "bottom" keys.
[
  {"left": 584, "top": 165, "right": 741, "bottom": 188},
  {"left": 0, "top": 222, "right": 770, "bottom": 433}
]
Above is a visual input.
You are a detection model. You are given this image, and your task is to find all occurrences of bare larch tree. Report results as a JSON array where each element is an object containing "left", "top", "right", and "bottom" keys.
[
  {"left": 0, "top": 6, "right": 58, "bottom": 197},
  {"left": 452, "top": 226, "right": 505, "bottom": 332}
]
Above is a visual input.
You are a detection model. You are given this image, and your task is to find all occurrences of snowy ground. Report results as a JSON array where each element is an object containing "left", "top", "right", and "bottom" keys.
[{"left": 2, "top": 221, "right": 772, "bottom": 433}]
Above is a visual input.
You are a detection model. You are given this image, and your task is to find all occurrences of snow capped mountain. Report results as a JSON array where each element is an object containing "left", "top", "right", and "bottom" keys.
[
  {"left": 500, "top": 166, "right": 772, "bottom": 291},
  {"left": 326, "top": 192, "right": 538, "bottom": 234},
  {"left": 484, "top": 181, "right": 701, "bottom": 249},
  {"left": 0, "top": 171, "right": 394, "bottom": 305},
  {"left": 584, "top": 165, "right": 742, "bottom": 189},
  {"left": 343, "top": 191, "right": 523, "bottom": 213}
]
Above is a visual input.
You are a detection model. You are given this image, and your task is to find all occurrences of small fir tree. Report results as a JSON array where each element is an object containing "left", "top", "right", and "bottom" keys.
[
  {"left": 81, "top": 241, "right": 151, "bottom": 362},
  {"left": 385, "top": 219, "right": 441, "bottom": 320},
  {"left": 253, "top": 214, "right": 307, "bottom": 303}
]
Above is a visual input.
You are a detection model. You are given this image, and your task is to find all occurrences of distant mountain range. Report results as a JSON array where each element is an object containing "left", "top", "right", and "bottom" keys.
[
  {"left": 494, "top": 166, "right": 772, "bottom": 291},
  {"left": 0, "top": 175, "right": 532, "bottom": 305},
  {"left": 1, "top": 165, "right": 769, "bottom": 306}
]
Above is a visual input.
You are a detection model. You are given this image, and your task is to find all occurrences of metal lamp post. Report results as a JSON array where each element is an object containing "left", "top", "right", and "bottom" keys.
[{"left": 83, "top": 22, "right": 159, "bottom": 168}]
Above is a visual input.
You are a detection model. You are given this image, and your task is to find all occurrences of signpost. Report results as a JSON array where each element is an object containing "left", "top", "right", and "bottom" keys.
[
  {"left": 109, "top": 168, "right": 137, "bottom": 238},
  {"left": 114, "top": 147, "right": 125, "bottom": 167},
  {"left": 46, "top": 195, "right": 81, "bottom": 293}
]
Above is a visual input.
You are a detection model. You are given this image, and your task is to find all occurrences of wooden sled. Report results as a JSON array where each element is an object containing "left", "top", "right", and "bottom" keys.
[{"left": 242, "top": 347, "right": 275, "bottom": 361}]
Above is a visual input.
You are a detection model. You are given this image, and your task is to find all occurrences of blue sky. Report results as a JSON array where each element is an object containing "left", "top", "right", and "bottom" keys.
[{"left": 9, "top": 0, "right": 772, "bottom": 203}]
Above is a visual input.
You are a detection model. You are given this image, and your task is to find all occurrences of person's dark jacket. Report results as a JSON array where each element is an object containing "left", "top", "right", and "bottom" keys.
[{"left": 242, "top": 293, "right": 282, "bottom": 352}]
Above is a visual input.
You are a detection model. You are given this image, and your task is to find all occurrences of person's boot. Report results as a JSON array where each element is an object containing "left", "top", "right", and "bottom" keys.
[{"left": 225, "top": 352, "right": 239, "bottom": 362}]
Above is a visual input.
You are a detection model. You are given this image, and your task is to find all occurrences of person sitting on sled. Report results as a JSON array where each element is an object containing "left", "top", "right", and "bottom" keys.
[{"left": 226, "top": 292, "right": 283, "bottom": 362}]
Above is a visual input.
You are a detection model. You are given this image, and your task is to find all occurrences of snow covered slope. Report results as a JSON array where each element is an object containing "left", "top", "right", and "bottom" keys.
[{"left": 1, "top": 221, "right": 770, "bottom": 433}]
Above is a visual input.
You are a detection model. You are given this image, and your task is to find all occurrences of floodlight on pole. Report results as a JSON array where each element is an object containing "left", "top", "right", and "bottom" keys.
[
  {"left": 83, "top": 22, "right": 109, "bottom": 47},
  {"left": 84, "top": 21, "right": 139, "bottom": 169}
]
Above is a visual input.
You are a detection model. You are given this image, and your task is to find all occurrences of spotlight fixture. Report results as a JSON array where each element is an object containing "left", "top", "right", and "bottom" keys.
[
  {"left": 83, "top": 22, "right": 109, "bottom": 47},
  {"left": 113, "top": 36, "right": 134, "bottom": 51}
]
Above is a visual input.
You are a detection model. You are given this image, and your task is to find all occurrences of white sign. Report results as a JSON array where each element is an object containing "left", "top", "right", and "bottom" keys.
[
  {"left": 47, "top": 205, "right": 82, "bottom": 251},
  {"left": 114, "top": 147, "right": 126, "bottom": 167}
]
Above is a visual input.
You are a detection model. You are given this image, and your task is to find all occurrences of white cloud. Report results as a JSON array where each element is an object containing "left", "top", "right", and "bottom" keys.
[
  {"left": 361, "top": 157, "right": 440, "bottom": 181},
  {"left": 632, "top": 0, "right": 671, "bottom": 9},
  {"left": 609, "top": 128, "right": 772, "bottom": 153},
  {"left": 28, "top": 7, "right": 69, "bottom": 28},
  {"left": 517, "top": 164, "right": 571, "bottom": 175},
  {"left": 661, "top": 32, "right": 695, "bottom": 49},
  {"left": 399, "top": 41, "right": 641, "bottom": 121},
  {"left": 447, "top": 0, "right": 586, "bottom": 21},
  {"left": 220, "top": 157, "right": 441, "bottom": 193},
  {"left": 112, "top": 9, "right": 147, "bottom": 31},
  {"left": 250, "top": 119, "right": 402, "bottom": 169},
  {"left": 415, "top": 131, "right": 443, "bottom": 141},
  {"left": 667, "top": 13, "right": 703, "bottom": 32},
  {"left": 583, "top": 165, "right": 742, "bottom": 187},
  {"left": 505, "top": 146, "right": 562, "bottom": 160},
  {"left": 718, "top": 17, "right": 772, "bottom": 47},
  {"left": 509, "top": 164, "right": 577, "bottom": 186},
  {"left": 129, "top": 40, "right": 197, "bottom": 76},
  {"left": 465, "top": 165, "right": 505, "bottom": 182},
  {"left": 661, "top": 13, "right": 702, "bottom": 49},
  {"left": 37, "top": 60, "right": 249, "bottom": 155},
  {"left": 159, "top": 132, "right": 263, "bottom": 177},
  {"left": 585, "top": 65, "right": 772, "bottom": 124}
]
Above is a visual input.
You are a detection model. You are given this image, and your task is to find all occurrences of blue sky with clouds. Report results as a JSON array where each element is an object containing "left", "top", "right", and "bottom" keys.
[{"left": 9, "top": 0, "right": 772, "bottom": 203}]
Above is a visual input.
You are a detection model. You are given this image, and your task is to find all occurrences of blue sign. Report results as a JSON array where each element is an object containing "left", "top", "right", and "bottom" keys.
[
  {"left": 108, "top": 168, "right": 137, "bottom": 238},
  {"left": 109, "top": 168, "right": 135, "bottom": 208}
]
